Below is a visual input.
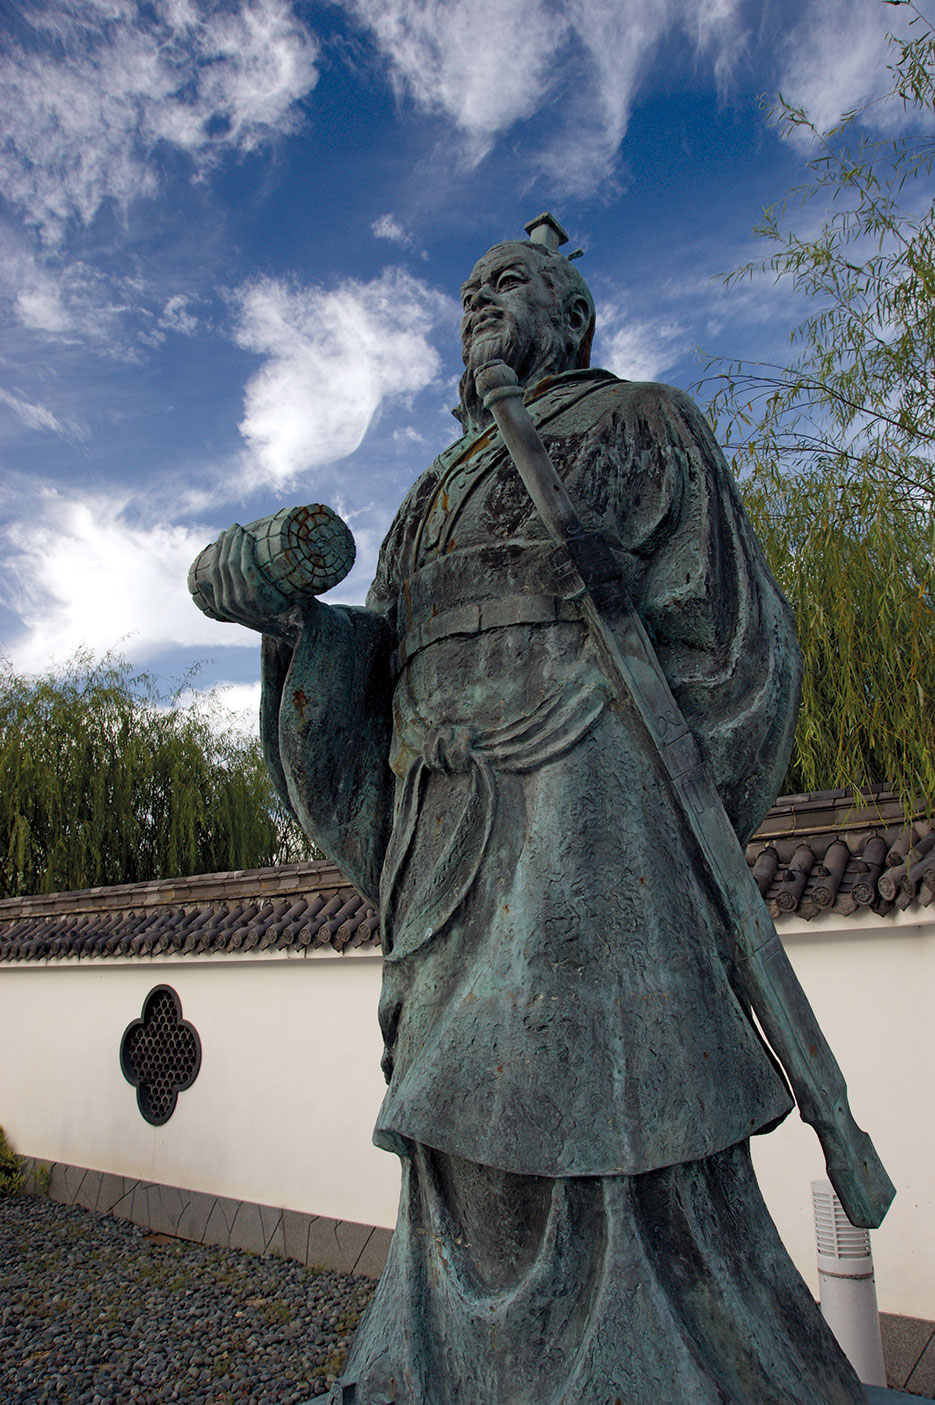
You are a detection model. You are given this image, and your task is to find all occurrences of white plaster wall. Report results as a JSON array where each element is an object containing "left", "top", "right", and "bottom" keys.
[
  {"left": 0, "top": 952, "right": 401, "bottom": 1230},
  {"left": 751, "top": 907, "right": 935, "bottom": 1321},
  {"left": 2, "top": 909, "right": 932, "bottom": 1318}
]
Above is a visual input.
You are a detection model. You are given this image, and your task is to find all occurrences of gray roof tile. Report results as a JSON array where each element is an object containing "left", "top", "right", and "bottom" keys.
[
  {"left": 745, "top": 785, "right": 934, "bottom": 921},
  {"left": 2, "top": 786, "right": 932, "bottom": 960},
  {"left": 0, "top": 861, "right": 380, "bottom": 962}
]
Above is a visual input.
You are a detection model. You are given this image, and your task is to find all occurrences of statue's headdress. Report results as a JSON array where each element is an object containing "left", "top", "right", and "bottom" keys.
[{"left": 522, "top": 211, "right": 583, "bottom": 259}]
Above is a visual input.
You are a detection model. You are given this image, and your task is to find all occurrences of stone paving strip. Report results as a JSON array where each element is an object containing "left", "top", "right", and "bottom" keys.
[{"left": 0, "top": 1195, "right": 374, "bottom": 1403}]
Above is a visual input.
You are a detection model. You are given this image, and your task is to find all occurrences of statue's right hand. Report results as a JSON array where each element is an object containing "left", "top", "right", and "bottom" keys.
[{"left": 190, "top": 524, "right": 295, "bottom": 636}]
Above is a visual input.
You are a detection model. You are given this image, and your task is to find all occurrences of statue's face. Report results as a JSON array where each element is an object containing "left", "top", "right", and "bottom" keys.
[{"left": 460, "top": 244, "right": 559, "bottom": 375}]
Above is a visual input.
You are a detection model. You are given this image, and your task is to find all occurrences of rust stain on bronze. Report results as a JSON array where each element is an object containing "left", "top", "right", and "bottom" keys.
[{"left": 464, "top": 427, "right": 494, "bottom": 458}]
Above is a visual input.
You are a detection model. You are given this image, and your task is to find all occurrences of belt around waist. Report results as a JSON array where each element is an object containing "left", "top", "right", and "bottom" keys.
[{"left": 395, "top": 594, "right": 582, "bottom": 673}]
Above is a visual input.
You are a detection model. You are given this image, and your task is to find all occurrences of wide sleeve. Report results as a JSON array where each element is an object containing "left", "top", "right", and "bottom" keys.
[
  {"left": 260, "top": 599, "right": 395, "bottom": 907},
  {"left": 591, "top": 382, "right": 802, "bottom": 843}
]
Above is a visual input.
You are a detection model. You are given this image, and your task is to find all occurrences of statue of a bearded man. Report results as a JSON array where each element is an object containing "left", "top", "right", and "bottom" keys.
[{"left": 195, "top": 222, "right": 869, "bottom": 1403}]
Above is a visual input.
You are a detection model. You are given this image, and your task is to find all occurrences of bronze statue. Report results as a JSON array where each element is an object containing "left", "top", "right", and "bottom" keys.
[{"left": 191, "top": 213, "right": 891, "bottom": 1403}]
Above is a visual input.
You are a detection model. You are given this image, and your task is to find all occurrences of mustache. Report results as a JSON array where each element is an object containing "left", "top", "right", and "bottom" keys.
[{"left": 463, "top": 305, "right": 513, "bottom": 343}]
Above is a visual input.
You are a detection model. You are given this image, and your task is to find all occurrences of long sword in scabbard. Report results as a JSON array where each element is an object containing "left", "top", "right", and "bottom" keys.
[{"left": 475, "top": 358, "right": 895, "bottom": 1229}]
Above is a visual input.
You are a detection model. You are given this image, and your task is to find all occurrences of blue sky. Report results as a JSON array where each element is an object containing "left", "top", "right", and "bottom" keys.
[{"left": 0, "top": 0, "right": 919, "bottom": 725}]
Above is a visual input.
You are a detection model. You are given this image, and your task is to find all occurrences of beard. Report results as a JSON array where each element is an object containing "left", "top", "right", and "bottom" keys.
[
  {"left": 455, "top": 310, "right": 573, "bottom": 433},
  {"left": 465, "top": 311, "right": 524, "bottom": 375}
]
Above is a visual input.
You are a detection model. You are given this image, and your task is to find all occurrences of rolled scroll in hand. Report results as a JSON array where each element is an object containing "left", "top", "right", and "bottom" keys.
[{"left": 188, "top": 503, "right": 356, "bottom": 633}]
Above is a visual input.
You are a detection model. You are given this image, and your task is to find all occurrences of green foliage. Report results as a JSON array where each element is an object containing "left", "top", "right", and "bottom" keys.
[
  {"left": 742, "top": 464, "right": 935, "bottom": 802},
  {"left": 0, "top": 1126, "right": 25, "bottom": 1196},
  {"left": 700, "top": 2, "right": 935, "bottom": 807},
  {"left": 0, "top": 651, "right": 319, "bottom": 898}
]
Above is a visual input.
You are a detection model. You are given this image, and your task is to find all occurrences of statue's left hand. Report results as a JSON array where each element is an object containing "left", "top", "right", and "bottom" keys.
[{"left": 190, "top": 524, "right": 297, "bottom": 638}]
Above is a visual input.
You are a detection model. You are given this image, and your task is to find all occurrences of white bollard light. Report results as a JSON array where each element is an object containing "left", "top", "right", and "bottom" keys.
[{"left": 812, "top": 1179, "right": 887, "bottom": 1386}]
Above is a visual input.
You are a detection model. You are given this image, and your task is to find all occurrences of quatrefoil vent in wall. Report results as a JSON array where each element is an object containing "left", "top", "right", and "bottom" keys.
[{"left": 120, "top": 986, "right": 202, "bottom": 1126}]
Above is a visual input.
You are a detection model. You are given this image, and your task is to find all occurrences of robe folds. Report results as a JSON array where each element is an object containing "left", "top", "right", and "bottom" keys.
[{"left": 261, "top": 370, "right": 866, "bottom": 1402}]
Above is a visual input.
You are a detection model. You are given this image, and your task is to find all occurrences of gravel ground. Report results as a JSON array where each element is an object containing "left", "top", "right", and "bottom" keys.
[{"left": 0, "top": 1195, "right": 374, "bottom": 1404}]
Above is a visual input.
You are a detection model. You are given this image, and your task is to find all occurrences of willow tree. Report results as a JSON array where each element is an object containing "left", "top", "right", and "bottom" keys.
[
  {"left": 0, "top": 652, "right": 318, "bottom": 898},
  {"left": 702, "top": 1, "right": 935, "bottom": 808}
]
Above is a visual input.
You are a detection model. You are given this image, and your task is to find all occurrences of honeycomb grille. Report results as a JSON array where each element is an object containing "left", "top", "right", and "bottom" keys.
[{"left": 120, "top": 986, "right": 201, "bottom": 1125}]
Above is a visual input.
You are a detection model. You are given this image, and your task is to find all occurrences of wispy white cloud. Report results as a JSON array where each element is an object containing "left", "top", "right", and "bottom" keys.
[
  {"left": 535, "top": 0, "right": 747, "bottom": 195},
  {"left": 138, "top": 293, "right": 204, "bottom": 348},
  {"left": 777, "top": 0, "right": 922, "bottom": 138},
  {"left": 345, "top": 0, "right": 563, "bottom": 162},
  {"left": 233, "top": 267, "right": 454, "bottom": 486},
  {"left": 392, "top": 425, "right": 425, "bottom": 444},
  {"left": 0, "top": 231, "right": 130, "bottom": 346},
  {"left": 0, "top": 0, "right": 319, "bottom": 245},
  {"left": 0, "top": 473, "right": 386, "bottom": 674},
  {"left": 158, "top": 294, "right": 200, "bottom": 336},
  {"left": 372, "top": 213, "right": 411, "bottom": 246},
  {"left": 344, "top": 0, "right": 746, "bottom": 192},
  {"left": 0, "top": 489, "right": 245, "bottom": 673},
  {"left": 0, "top": 387, "right": 88, "bottom": 442},
  {"left": 0, "top": 228, "right": 207, "bottom": 359},
  {"left": 174, "top": 680, "right": 263, "bottom": 737},
  {"left": 594, "top": 300, "right": 687, "bottom": 382}
]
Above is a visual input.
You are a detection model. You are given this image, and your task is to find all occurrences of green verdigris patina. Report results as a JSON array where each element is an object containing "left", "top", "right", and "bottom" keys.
[{"left": 191, "top": 219, "right": 877, "bottom": 1402}]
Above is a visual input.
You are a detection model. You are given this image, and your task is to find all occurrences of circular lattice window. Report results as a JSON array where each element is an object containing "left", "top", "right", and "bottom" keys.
[{"left": 120, "top": 986, "right": 202, "bottom": 1126}]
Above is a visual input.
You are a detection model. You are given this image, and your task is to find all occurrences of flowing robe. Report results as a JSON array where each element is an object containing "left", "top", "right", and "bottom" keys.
[{"left": 261, "top": 370, "right": 865, "bottom": 1403}]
